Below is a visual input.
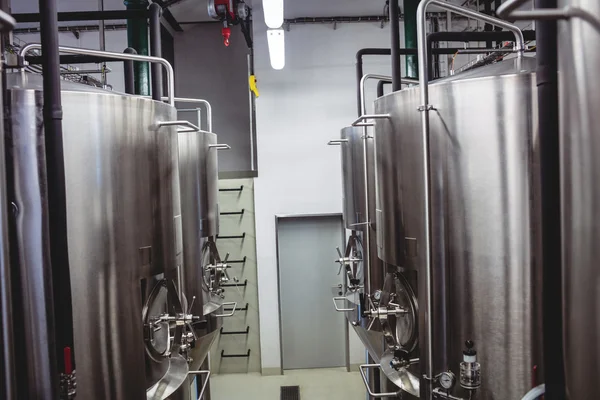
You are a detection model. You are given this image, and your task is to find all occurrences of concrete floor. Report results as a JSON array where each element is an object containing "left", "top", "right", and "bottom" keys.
[{"left": 210, "top": 368, "right": 367, "bottom": 400}]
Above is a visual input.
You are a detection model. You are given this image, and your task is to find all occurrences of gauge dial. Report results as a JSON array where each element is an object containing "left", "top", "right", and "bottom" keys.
[{"left": 439, "top": 371, "right": 456, "bottom": 390}]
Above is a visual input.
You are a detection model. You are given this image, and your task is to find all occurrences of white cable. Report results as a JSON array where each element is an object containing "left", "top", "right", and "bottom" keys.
[{"left": 521, "top": 384, "right": 546, "bottom": 400}]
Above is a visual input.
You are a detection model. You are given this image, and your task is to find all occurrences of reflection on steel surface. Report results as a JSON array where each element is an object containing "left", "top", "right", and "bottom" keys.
[
  {"left": 559, "top": 1, "right": 600, "bottom": 398},
  {"left": 374, "top": 58, "right": 543, "bottom": 399}
]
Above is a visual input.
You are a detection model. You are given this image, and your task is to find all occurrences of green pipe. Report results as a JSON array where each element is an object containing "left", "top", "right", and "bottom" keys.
[
  {"left": 124, "top": 0, "right": 149, "bottom": 95},
  {"left": 404, "top": 0, "right": 421, "bottom": 78}
]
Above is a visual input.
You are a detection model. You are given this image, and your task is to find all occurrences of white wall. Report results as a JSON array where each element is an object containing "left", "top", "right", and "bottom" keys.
[
  {"left": 174, "top": 24, "right": 254, "bottom": 174},
  {"left": 252, "top": 6, "right": 403, "bottom": 373}
]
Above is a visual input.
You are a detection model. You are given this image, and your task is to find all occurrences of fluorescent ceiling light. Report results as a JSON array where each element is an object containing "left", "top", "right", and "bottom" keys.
[
  {"left": 267, "top": 29, "right": 285, "bottom": 70},
  {"left": 263, "top": 0, "right": 284, "bottom": 29}
]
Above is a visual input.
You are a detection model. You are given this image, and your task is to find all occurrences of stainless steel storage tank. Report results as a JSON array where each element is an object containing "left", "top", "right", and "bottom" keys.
[
  {"left": 329, "top": 126, "right": 366, "bottom": 292},
  {"left": 177, "top": 128, "right": 223, "bottom": 370},
  {"left": 339, "top": 126, "right": 368, "bottom": 231},
  {"left": 374, "top": 58, "right": 543, "bottom": 399},
  {"left": 6, "top": 73, "right": 184, "bottom": 400},
  {"left": 558, "top": 1, "right": 600, "bottom": 398}
]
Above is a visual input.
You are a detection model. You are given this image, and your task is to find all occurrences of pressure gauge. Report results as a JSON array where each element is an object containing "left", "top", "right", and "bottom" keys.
[
  {"left": 439, "top": 371, "right": 456, "bottom": 390},
  {"left": 373, "top": 290, "right": 382, "bottom": 302}
]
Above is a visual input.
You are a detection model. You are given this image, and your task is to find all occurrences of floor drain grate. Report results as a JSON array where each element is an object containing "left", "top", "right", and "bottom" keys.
[{"left": 280, "top": 385, "right": 300, "bottom": 400}]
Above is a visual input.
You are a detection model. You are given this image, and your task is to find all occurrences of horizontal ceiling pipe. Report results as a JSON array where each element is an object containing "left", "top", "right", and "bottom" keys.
[
  {"left": 284, "top": 12, "right": 453, "bottom": 25},
  {"left": 14, "top": 23, "right": 127, "bottom": 34},
  {"left": 13, "top": 9, "right": 148, "bottom": 23}
]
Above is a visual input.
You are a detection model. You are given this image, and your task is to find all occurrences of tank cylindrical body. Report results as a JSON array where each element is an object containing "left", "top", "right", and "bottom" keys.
[
  {"left": 558, "top": 1, "right": 600, "bottom": 398},
  {"left": 340, "top": 126, "right": 367, "bottom": 231},
  {"left": 178, "top": 130, "right": 219, "bottom": 240},
  {"left": 6, "top": 73, "right": 184, "bottom": 399},
  {"left": 339, "top": 126, "right": 384, "bottom": 293},
  {"left": 374, "top": 58, "right": 543, "bottom": 399},
  {"left": 177, "top": 129, "right": 222, "bottom": 372}
]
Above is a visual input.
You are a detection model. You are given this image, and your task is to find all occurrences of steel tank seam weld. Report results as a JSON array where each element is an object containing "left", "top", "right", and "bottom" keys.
[
  {"left": 18, "top": 43, "right": 176, "bottom": 106},
  {"left": 415, "top": 0, "right": 525, "bottom": 391}
]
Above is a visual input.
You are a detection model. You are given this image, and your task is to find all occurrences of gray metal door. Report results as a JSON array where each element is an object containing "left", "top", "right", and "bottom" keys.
[{"left": 277, "top": 214, "right": 347, "bottom": 370}]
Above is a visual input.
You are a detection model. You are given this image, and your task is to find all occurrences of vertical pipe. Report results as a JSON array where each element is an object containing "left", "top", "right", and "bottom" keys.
[
  {"left": 404, "top": 0, "right": 421, "bottom": 79},
  {"left": 248, "top": 50, "right": 257, "bottom": 170},
  {"left": 390, "top": 0, "right": 401, "bottom": 90},
  {"left": 416, "top": 2, "right": 434, "bottom": 397},
  {"left": 0, "top": 0, "right": 9, "bottom": 50},
  {"left": 535, "top": 0, "right": 565, "bottom": 398},
  {"left": 149, "top": 3, "right": 162, "bottom": 101},
  {"left": 494, "top": 0, "right": 502, "bottom": 46},
  {"left": 355, "top": 49, "right": 392, "bottom": 116},
  {"left": 123, "top": 47, "right": 137, "bottom": 94},
  {"left": 431, "top": 17, "right": 440, "bottom": 80},
  {"left": 98, "top": 0, "right": 106, "bottom": 86},
  {"left": 356, "top": 54, "right": 364, "bottom": 116},
  {"left": 38, "top": 0, "right": 70, "bottom": 397},
  {"left": 0, "top": 8, "right": 16, "bottom": 400},
  {"left": 124, "top": 0, "right": 149, "bottom": 95},
  {"left": 484, "top": 0, "right": 492, "bottom": 48},
  {"left": 377, "top": 80, "right": 386, "bottom": 97}
]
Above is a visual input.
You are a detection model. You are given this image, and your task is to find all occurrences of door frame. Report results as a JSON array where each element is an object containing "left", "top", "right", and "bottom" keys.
[{"left": 274, "top": 213, "right": 350, "bottom": 374}]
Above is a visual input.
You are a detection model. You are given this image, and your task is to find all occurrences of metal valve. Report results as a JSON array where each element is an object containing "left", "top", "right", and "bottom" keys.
[
  {"left": 334, "top": 242, "right": 362, "bottom": 291},
  {"left": 205, "top": 252, "right": 231, "bottom": 294},
  {"left": 364, "top": 294, "right": 409, "bottom": 331}
]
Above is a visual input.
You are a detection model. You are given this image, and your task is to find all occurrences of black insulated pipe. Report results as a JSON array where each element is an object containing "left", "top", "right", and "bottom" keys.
[
  {"left": 149, "top": 3, "right": 162, "bottom": 101},
  {"left": 356, "top": 48, "right": 390, "bottom": 116},
  {"left": 484, "top": 0, "right": 492, "bottom": 47},
  {"left": 38, "top": 0, "right": 74, "bottom": 397},
  {"left": 13, "top": 9, "right": 148, "bottom": 23},
  {"left": 377, "top": 80, "right": 391, "bottom": 98},
  {"left": 535, "top": 0, "right": 565, "bottom": 398},
  {"left": 123, "top": 47, "right": 137, "bottom": 94},
  {"left": 389, "top": 0, "right": 401, "bottom": 91}
]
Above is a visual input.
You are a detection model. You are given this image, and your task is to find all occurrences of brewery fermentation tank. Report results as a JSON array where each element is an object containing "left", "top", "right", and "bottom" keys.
[
  {"left": 558, "top": 1, "right": 600, "bottom": 398},
  {"left": 339, "top": 126, "right": 367, "bottom": 231},
  {"left": 329, "top": 126, "right": 366, "bottom": 293},
  {"left": 177, "top": 126, "right": 228, "bottom": 376},
  {"left": 6, "top": 72, "right": 187, "bottom": 400},
  {"left": 373, "top": 58, "right": 543, "bottom": 399},
  {"left": 331, "top": 124, "right": 382, "bottom": 293}
]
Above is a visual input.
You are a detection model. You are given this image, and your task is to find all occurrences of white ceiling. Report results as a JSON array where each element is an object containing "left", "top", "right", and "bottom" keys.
[
  {"left": 10, "top": 0, "right": 480, "bottom": 27},
  {"left": 170, "top": 0, "right": 390, "bottom": 24},
  {"left": 10, "top": 0, "right": 388, "bottom": 26},
  {"left": 164, "top": 0, "right": 469, "bottom": 26}
]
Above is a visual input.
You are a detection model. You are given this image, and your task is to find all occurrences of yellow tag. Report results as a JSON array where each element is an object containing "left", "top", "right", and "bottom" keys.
[{"left": 249, "top": 75, "right": 259, "bottom": 98}]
